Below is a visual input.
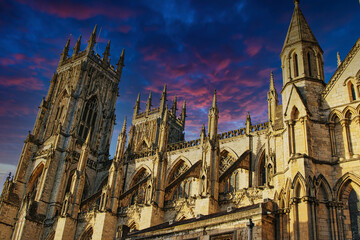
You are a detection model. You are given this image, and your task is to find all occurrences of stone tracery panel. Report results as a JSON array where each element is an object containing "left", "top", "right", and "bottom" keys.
[{"left": 219, "top": 151, "right": 236, "bottom": 175}]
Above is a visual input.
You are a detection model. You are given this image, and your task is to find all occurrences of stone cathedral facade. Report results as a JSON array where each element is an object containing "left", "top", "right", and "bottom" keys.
[{"left": 1, "top": 1, "right": 360, "bottom": 239}]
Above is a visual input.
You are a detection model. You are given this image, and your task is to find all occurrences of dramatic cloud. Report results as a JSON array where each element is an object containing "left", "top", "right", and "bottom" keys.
[{"left": 0, "top": 0, "right": 360, "bottom": 166}]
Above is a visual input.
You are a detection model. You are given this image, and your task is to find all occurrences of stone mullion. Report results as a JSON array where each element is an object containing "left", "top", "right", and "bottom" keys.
[
  {"left": 301, "top": 117, "right": 309, "bottom": 155},
  {"left": 329, "top": 123, "right": 336, "bottom": 156},
  {"left": 340, "top": 119, "right": 352, "bottom": 159},
  {"left": 353, "top": 116, "right": 360, "bottom": 156},
  {"left": 288, "top": 56, "right": 292, "bottom": 80},
  {"left": 289, "top": 120, "right": 295, "bottom": 156},
  {"left": 334, "top": 203, "right": 345, "bottom": 240},
  {"left": 328, "top": 202, "right": 339, "bottom": 240}
]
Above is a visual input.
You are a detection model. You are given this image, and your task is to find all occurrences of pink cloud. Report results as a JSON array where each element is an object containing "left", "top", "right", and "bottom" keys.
[
  {"left": 244, "top": 38, "right": 262, "bottom": 57},
  {"left": 0, "top": 76, "right": 44, "bottom": 91},
  {"left": 16, "top": 0, "right": 138, "bottom": 20},
  {"left": 0, "top": 100, "right": 34, "bottom": 117}
]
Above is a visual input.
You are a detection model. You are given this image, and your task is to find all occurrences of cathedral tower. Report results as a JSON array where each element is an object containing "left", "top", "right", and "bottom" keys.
[{"left": 1, "top": 25, "right": 125, "bottom": 240}]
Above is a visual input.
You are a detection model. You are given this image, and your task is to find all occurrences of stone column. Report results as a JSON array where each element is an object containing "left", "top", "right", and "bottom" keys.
[
  {"left": 301, "top": 117, "right": 309, "bottom": 155},
  {"left": 288, "top": 121, "right": 295, "bottom": 156},
  {"left": 340, "top": 119, "right": 352, "bottom": 159}
]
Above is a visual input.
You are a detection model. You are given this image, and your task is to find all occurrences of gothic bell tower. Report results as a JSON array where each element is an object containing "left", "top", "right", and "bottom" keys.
[
  {"left": 0, "top": 25, "right": 126, "bottom": 240},
  {"left": 281, "top": 0, "right": 325, "bottom": 119}
]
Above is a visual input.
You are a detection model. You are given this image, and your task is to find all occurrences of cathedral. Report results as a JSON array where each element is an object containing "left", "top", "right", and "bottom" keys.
[{"left": 1, "top": 0, "right": 360, "bottom": 239}]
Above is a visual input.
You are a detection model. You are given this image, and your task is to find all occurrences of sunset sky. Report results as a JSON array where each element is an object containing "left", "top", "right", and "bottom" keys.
[{"left": 0, "top": 0, "right": 359, "bottom": 187}]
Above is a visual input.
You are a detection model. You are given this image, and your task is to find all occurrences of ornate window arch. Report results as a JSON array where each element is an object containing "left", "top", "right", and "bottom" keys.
[{"left": 167, "top": 160, "right": 190, "bottom": 185}]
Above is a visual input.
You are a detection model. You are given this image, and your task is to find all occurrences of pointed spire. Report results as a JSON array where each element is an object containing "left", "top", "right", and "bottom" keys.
[
  {"left": 103, "top": 40, "right": 111, "bottom": 63},
  {"left": 161, "top": 84, "right": 167, "bottom": 99},
  {"left": 59, "top": 38, "right": 70, "bottom": 65},
  {"left": 200, "top": 124, "right": 206, "bottom": 143},
  {"left": 133, "top": 93, "right": 140, "bottom": 118},
  {"left": 121, "top": 116, "right": 127, "bottom": 134},
  {"left": 146, "top": 92, "right": 152, "bottom": 112},
  {"left": 212, "top": 90, "right": 217, "bottom": 109},
  {"left": 171, "top": 96, "right": 177, "bottom": 115},
  {"left": 245, "top": 112, "right": 251, "bottom": 135},
  {"left": 337, "top": 52, "right": 342, "bottom": 67},
  {"left": 282, "top": 0, "right": 320, "bottom": 53},
  {"left": 86, "top": 24, "right": 97, "bottom": 53},
  {"left": 116, "top": 48, "right": 125, "bottom": 74},
  {"left": 160, "top": 84, "right": 167, "bottom": 113},
  {"left": 163, "top": 105, "right": 169, "bottom": 123},
  {"left": 72, "top": 35, "right": 82, "bottom": 57},
  {"left": 270, "top": 71, "right": 275, "bottom": 90},
  {"left": 246, "top": 112, "right": 251, "bottom": 122},
  {"left": 181, "top": 100, "right": 186, "bottom": 122}
]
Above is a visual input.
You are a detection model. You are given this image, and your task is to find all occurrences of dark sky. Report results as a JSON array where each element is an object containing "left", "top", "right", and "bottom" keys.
[{"left": 0, "top": 0, "right": 359, "bottom": 185}]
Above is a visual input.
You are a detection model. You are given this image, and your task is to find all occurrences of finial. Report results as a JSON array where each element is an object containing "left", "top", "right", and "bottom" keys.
[
  {"left": 92, "top": 24, "right": 98, "bottom": 35},
  {"left": 146, "top": 92, "right": 152, "bottom": 111},
  {"left": 294, "top": 0, "right": 299, "bottom": 7},
  {"left": 163, "top": 105, "right": 169, "bottom": 122},
  {"left": 337, "top": 52, "right": 342, "bottom": 67},
  {"left": 86, "top": 24, "right": 98, "bottom": 53},
  {"left": 134, "top": 93, "right": 140, "bottom": 112},
  {"left": 171, "top": 96, "right": 177, "bottom": 115},
  {"left": 65, "top": 38, "right": 70, "bottom": 49},
  {"left": 103, "top": 40, "right": 111, "bottom": 62},
  {"left": 270, "top": 71, "right": 275, "bottom": 90},
  {"left": 201, "top": 124, "right": 206, "bottom": 138},
  {"left": 162, "top": 84, "right": 167, "bottom": 96},
  {"left": 121, "top": 116, "right": 127, "bottom": 134},
  {"left": 136, "top": 93, "right": 140, "bottom": 103},
  {"left": 73, "top": 35, "right": 82, "bottom": 57},
  {"left": 212, "top": 89, "right": 217, "bottom": 108},
  {"left": 117, "top": 48, "right": 125, "bottom": 73},
  {"left": 246, "top": 112, "right": 251, "bottom": 123}
]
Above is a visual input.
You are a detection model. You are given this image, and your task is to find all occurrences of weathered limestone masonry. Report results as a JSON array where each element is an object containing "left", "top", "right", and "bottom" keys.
[{"left": 1, "top": 0, "right": 360, "bottom": 239}]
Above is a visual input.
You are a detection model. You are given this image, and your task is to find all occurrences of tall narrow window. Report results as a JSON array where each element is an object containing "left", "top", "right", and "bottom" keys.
[
  {"left": 349, "top": 189, "right": 360, "bottom": 239},
  {"left": 351, "top": 83, "right": 356, "bottom": 101},
  {"left": 293, "top": 53, "right": 299, "bottom": 77},
  {"left": 230, "top": 174, "right": 235, "bottom": 192},
  {"left": 234, "top": 172, "right": 239, "bottom": 190},
  {"left": 184, "top": 181, "right": 189, "bottom": 198},
  {"left": 307, "top": 52, "right": 312, "bottom": 77},
  {"left": 78, "top": 97, "right": 98, "bottom": 140}
]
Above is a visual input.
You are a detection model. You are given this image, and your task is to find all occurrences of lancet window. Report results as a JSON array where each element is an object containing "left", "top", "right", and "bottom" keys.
[
  {"left": 78, "top": 97, "right": 98, "bottom": 140},
  {"left": 172, "top": 178, "right": 193, "bottom": 200},
  {"left": 224, "top": 169, "right": 248, "bottom": 193}
]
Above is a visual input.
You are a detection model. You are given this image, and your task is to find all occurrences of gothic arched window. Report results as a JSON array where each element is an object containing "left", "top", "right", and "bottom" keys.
[
  {"left": 293, "top": 53, "right": 299, "bottom": 77},
  {"left": 78, "top": 97, "right": 98, "bottom": 140},
  {"left": 348, "top": 82, "right": 357, "bottom": 101},
  {"left": 307, "top": 52, "right": 312, "bottom": 77}
]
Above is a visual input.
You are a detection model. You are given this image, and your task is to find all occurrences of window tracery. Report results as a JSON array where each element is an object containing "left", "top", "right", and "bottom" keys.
[
  {"left": 219, "top": 151, "right": 236, "bottom": 174},
  {"left": 173, "top": 178, "right": 193, "bottom": 200},
  {"left": 169, "top": 161, "right": 189, "bottom": 183}
]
